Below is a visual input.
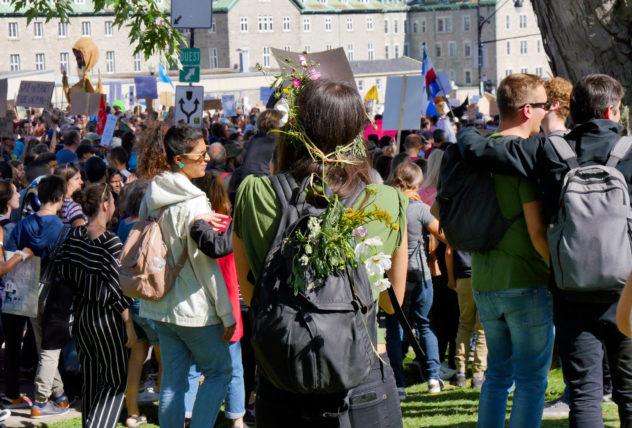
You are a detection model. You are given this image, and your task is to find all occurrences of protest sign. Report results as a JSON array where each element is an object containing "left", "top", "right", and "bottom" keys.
[
  {"left": 271, "top": 47, "right": 355, "bottom": 89},
  {"left": 16, "top": 81, "right": 55, "bottom": 108},
  {"left": 221, "top": 95, "right": 237, "bottom": 117},
  {"left": 382, "top": 75, "right": 424, "bottom": 134},
  {"left": 160, "top": 91, "right": 174, "bottom": 107},
  {"left": 0, "top": 117, "right": 13, "bottom": 139},
  {"left": 2, "top": 254, "right": 41, "bottom": 318},
  {"left": 203, "top": 99, "right": 222, "bottom": 110},
  {"left": 260, "top": 86, "right": 275, "bottom": 104},
  {"left": 0, "top": 79, "right": 7, "bottom": 117},
  {"left": 134, "top": 76, "right": 158, "bottom": 99},
  {"left": 100, "top": 114, "right": 118, "bottom": 147},
  {"left": 70, "top": 92, "right": 105, "bottom": 116}
]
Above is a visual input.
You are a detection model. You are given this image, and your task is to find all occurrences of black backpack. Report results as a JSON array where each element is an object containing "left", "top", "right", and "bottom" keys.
[
  {"left": 436, "top": 142, "right": 518, "bottom": 252},
  {"left": 250, "top": 173, "right": 377, "bottom": 394}
]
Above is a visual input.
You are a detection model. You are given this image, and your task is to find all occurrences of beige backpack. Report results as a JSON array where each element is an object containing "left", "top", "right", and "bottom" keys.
[{"left": 119, "top": 210, "right": 188, "bottom": 300}]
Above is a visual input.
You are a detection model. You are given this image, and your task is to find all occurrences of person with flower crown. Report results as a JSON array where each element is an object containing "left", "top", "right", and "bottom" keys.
[{"left": 233, "top": 58, "right": 409, "bottom": 427}]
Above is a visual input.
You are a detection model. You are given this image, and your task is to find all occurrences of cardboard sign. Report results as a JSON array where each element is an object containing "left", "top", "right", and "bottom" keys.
[
  {"left": 2, "top": 254, "right": 41, "bottom": 318},
  {"left": 382, "top": 75, "right": 425, "bottom": 131},
  {"left": 221, "top": 95, "right": 237, "bottom": 117},
  {"left": 134, "top": 76, "right": 158, "bottom": 99},
  {"left": 0, "top": 79, "right": 7, "bottom": 117},
  {"left": 160, "top": 91, "right": 174, "bottom": 107},
  {"left": 16, "top": 81, "right": 55, "bottom": 108},
  {"left": 271, "top": 47, "right": 356, "bottom": 89},
  {"left": 100, "top": 114, "right": 118, "bottom": 147},
  {"left": 0, "top": 117, "right": 13, "bottom": 139},
  {"left": 203, "top": 99, "right": 222, "bottom": 110},
  {"left": 70, "top": 92, "right": 106, "bottom": 116}
]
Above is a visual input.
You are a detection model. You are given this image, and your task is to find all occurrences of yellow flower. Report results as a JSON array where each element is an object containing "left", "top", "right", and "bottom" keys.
[{"left": 283, "top": 88, "right": 290, "bottom": 95}]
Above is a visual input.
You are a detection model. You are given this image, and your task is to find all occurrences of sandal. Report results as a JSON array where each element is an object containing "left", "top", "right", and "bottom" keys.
[{"left": 125, "top": 415, "right": 147, "bottom": 427}]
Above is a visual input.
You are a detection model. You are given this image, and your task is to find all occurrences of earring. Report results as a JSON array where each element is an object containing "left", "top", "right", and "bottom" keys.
[{"left": 178, "top": 163, "right": 184, "bottom": 168}]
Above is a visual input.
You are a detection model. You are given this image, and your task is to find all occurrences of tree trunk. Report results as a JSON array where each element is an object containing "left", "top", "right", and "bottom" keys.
[{"left": 530, "top": 0, "right": 632, "bottom": 122}]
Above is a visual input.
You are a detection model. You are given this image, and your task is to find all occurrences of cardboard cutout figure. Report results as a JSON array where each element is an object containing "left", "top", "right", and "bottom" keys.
[{"left": 62, "top": 38, "right": 103, "bottom": 104}]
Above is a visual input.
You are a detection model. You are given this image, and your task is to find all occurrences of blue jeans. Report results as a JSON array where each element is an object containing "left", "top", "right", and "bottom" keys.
[
  {"left": 183, "top": 342, "right": 246, "bottom": 420},
  {"left": 385, "top": 279, "right": 440, "bottom": 387},
  {"left": 154, "top": 321, "right": 231, "bottom": 428},
  {"left": 473, "top": 286, "right": 554, "bottom": 428}
]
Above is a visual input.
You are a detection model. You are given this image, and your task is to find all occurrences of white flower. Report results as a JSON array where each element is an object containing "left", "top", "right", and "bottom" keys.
[
  {"left": 307, "top": 217, "right": 321, "bottom": 240},
  {"left": 354, "top": 236, "right": 384, "bottom": 259},
  {"left": 299, "top": 255, "right": 310, "bottom": 266},
  {"left": 364, "top": 253, "right": 392, "bottom": 276},
  {"left": 372, "top": 277, "right": 391, "bottom": 293},
  {"left": 276, "top": 99, "right": 290, "bottom": 127}
]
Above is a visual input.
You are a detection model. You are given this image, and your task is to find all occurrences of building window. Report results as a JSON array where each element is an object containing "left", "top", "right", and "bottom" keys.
[
  {"left": 413, "top": 20, "right": 418, "bottom": 33},
  {"left": 357, "top": 80, "right": 363, "bottom": 91},
  {"left": 283, "top": 45, "right": 291, "bottom": 51},
  {"left": 319, "top": 0, "right": 327, "bottom": 4},
  {"left": 258, "top": 16, "right": 273, "bottom": 32},
  {"left": 105, "top": 21, "right": 113, "bottom": 36},
  {"left": 404, "top": 43, "right": 409, "bottom": 56},
  {"left": 326, "top": 44, "right": 332, "bottom": 50},
  {"left": 209, "top": 18, "right": 216, "bottom": 33},
  {"left": 464, "top": 70, "right": 472, "bottom": 84},
  {"left": 262, "top": 47, "right": 271, "bottom": 67},
  {"left": 421, "top": 19, "right": 426, "bottom": 32},
  {"left": 33, "top": 22, "right": 43, "bottom": 39},
  {"left": 384, "top": 19, "right": 388, "bottom": 34},
  {"left": 520, "top": 40, "right": 527, "bottom": 54},
  {"left": 283, "top": 16, "right": 290, "bottom": 32},
  {"left": 519, "top": 15, "right": 527, "bottom": 29},
  {"left": 8, "top": 22, "right": 18, "bottom": 39},
  {"left": 303, "top": 18, "right": 310, "bottom": 32},
  {"left": 404, "top": 19, "right": 409, "bottom": 34},
  {"left": 9, "top": 54, "right": 20, "bottom": 71},
  {"left": 347, "top": 44, "right": 354, "bottom": 61},
  {"left": 75, "top": 0, "right": 85, "bottom": 3},
  {"left": 368, "top": 43, "right": 374, "bottom": 60},
  {"left": 209, "top": 48, "right": 218, "bottom": 68},
  {"left": 106, "top": 51, "right": 115, "bottom": 72},
  {"left": 448, "top": 42, "right": 456, "bottom": 58},
  {"left": 506, "top": 69, "right": 513, "bottom": 76},
  {"left": 437, "top": 17, "right": 451, "bottom": 33},
  {"left": 506, "top": 15, "right": 510, "bottom": 29},
  {"left": 325, "top": 17, "right": 332, "bottom": 32},
  {"left": 394, "top": 44, "right": 399, "bottom": 58},
  {"left": 60, "top": 52, "right": 69, "bottom": 71},
  {"left": 385, "top": 45, "right": 389, "bottom": 59},
  {"left": 535, "top": 66, "right": 543, "bottom": 77},
  {"left": 393, "top": 19, "right": 398, "bottom": 34},
  {"left": 435, "top": 43, "right": 441, "bottom": 57},
  {"left": 304, "top": 45, "right": 311, "bottom": 53},
  {"left": 520, "top": 67, "right": 528, "bottom": 73},
  {"left": 449, "top": 70, "right": 455, "bottom": 81},
  {"left": 58, "top": 22, "right": 67, "bottom": 37},
  {"left": 81, "top": 21, "right": 91, "bottom": 36},
  {"left": 464, "top": 41, "right": 471, "bottom": 57},
  {"left": 376, "top": 78, "right": 382, "bottom": 89},
  {"left": 240, "top": 17, "right": 248, "bottom": 32},
  {"left": 463, "top": 16, "right": 471, "bottom": 32},
  {"left": 537, "top": 40, "right": 542, "bottom": 53},
  {"left": 366, "top": 17, "right": 373, "bottom": 31},
  {"left": 35, "top": 53, "right": 45, "bottom": 70},
  {"left": 133, "top": 52, "right": 142, "bottom": 72},
  {"left": 346, "top": 18, "right": 353, "bottom": 31},
  {"left": 506, "top": 41, "right": 511, "bottom": 55}
]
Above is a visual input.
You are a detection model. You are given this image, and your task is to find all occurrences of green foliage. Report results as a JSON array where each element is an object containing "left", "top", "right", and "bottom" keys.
[{"left": 8, "top": 0, "right": 186, "bottom": 66}]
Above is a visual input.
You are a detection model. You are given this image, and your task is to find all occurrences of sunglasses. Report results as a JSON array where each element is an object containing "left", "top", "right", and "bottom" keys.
[
  {"left": 101, "top": 183, "right": 109, "bottom": 201},
  {"left": 179, "top": 151, "right": 209, "bottom": 162},
  {"left": 518, "top": 101, "right": 552, "bottom": 111}
]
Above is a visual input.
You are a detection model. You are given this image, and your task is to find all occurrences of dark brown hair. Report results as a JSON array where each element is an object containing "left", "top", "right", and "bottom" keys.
[
  {"left": 0, "top": 180, "right": 14, "bottom": 214},
  {"left": 570, "top": 74, "right": 625, "bottom": 125},
  {"left": 256, "top": 110, "right": 283, "bottom": 135},
  {"left": 75, "top": 182, "right": 111, "bottom": 218},
  {"left": 276, "top": 79, "right": 370, "bottom": 199},
  {"left": 191, "top": 173, "right": 232, "bottom": 215}
]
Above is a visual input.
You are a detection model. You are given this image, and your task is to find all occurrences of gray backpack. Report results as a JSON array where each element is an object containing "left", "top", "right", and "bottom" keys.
[{"left": 548, "top": 135, "right": 632, "bottom": 292}]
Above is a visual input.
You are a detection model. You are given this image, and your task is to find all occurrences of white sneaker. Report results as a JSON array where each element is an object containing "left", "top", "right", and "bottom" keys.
[
  {"left": 0, "top": 408, "right": 10, "bottom": 422},
  {"left": 542, "top": 398, "right": 570, "bottom": 418},
  {"left": 397, "top": 387, "right": 406, "bottom": 401},
  {"left": 428, "top": 378, "right": 443, "bottom": 394}
]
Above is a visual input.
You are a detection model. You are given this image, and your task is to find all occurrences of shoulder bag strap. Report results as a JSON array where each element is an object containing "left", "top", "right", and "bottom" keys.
[
  {"left": 548, "top": 134, "right": 580, "bottom": 170},
  {"left": 606, "top": 136, "right": 632, "bottom": 168},
  {"left": 387, "top": 286, "right": 426, "bottom": 358}
]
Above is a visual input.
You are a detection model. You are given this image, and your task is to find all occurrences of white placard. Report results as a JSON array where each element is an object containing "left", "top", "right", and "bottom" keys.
[
  {"left": 175, "top": 86, "right": 204, "bottom": 128},
  {"left": 2, "top": 253, "right": 41, "bottom": 318},
  {"left": 16, "top": 81, "right": 55, "bottom": 108},
  {"left": 100, "top": 114, "right": 118, "bottom": 147},
  {"left": 171, "top": 0, "right": 212, "bottom": 28},
  {"left": 382, "top": 75, "right": 425, "bottom": 131},
  {"left": 222, "top": 95, "right": 237, "bottom": 117}
]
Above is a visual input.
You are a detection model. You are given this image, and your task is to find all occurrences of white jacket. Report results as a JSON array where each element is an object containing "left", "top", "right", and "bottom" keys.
[{"left": 139, "top": 171, "right": 235, "bottom": 328}]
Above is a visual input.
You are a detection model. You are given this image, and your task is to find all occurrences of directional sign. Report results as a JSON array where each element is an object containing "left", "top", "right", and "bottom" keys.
[
  {"left": 175, "top": 85, "right": 203, "bottom": 128},
  {"left": 180, "top": 66, "right": 200, "bottom": 83},
  {"left": 171, "top": 0, "right": 212, "bottom": 29},
  {"left": 180, "top": 48, "right": 200, "bottom": 66}
]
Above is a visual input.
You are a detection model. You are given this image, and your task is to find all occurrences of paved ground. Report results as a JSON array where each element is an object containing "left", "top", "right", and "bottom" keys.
[{"left": 4, "top": 403, "right": 81, "bottom": 427}]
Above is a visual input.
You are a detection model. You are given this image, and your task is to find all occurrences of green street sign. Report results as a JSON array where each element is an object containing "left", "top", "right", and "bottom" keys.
[
  {"left": 180, "top": 48, "right": 200, "bottom": 66},
  {"left": 180, "top": 66, "right": 200, "bottom": 83}
]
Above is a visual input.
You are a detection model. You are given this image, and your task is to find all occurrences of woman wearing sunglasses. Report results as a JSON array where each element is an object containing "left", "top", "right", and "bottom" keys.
[{"left": 136, "top": 125, "right": 235, "bottom": 428}]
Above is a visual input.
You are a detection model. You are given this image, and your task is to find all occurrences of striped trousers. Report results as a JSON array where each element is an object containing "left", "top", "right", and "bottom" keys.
[{"left": 73, "top": 303, "right": 128, "bottom": 428}]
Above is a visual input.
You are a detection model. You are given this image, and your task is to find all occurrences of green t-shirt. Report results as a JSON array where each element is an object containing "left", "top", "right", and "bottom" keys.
[
  {"left": 471, "top": 138, "right": 550, "bottom": 292},
  {"left": 233, "top": 175, "right": 408, "bottom": 343}
]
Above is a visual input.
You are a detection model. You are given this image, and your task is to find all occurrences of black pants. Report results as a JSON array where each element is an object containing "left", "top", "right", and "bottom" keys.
[
  {"left": 2, "top": 313, "right": 30, "bottom": 399},
  {"left": 430, "top": 275, "right": 459, "bottom": 367},
  {"left": 554, "top": 295, "right": 632, "bottom": 428},
  {"left": 255, "top": 353, "right": 402, "bottom": 428},
  {"left": 240, "top": 308, "right": 256, "bottom": 409}
]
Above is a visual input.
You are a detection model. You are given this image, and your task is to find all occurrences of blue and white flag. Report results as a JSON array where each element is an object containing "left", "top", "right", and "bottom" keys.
[{"left": 158, "top": 64, "right": 174, "bottom": 89}]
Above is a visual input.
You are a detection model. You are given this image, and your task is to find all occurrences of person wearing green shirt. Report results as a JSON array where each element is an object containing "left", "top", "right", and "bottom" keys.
[{"left": 469, "top": 74, "right": 553, "bottom": 428}]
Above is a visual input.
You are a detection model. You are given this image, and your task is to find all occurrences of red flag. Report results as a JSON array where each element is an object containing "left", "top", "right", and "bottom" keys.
[{"left": 96, "top": 95, "right": 107, "bottom": 135}]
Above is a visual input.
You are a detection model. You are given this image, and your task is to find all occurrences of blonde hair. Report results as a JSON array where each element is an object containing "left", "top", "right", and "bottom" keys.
[{"left": 422, "top": 149, "right": 444, "bottom": 190}]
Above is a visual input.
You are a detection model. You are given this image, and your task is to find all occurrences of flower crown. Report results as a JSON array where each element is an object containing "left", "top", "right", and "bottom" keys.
[{"left": 258, "top": 54, "right": 368, "bottom": 167}]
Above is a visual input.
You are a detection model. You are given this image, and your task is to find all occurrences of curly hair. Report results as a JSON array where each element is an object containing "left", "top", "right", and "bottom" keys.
[{"left": 544, "top": 77, "right": 573, "bottom": 121}]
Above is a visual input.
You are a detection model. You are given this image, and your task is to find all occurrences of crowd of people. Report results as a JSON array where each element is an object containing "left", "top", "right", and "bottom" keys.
[{"left": 0, "top": 70, "right": 628, "bottom": 428}]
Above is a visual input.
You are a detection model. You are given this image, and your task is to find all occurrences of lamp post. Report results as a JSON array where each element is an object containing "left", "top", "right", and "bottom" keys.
[{"left": 477, "top": 0, "right": 524, "bottom": 95}]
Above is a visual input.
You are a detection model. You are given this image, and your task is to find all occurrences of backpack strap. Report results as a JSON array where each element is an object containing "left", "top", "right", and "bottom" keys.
[
  {"left": 606, "top": 136, "right": 632, "bottom": 168},
  {"left": 548, "top": 134, "right": 580, "bottom": 170}
]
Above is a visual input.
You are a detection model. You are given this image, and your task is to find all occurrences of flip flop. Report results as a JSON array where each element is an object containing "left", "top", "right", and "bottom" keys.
[{"left": 125, "top": 415, "right": 147, "bottom": 427}]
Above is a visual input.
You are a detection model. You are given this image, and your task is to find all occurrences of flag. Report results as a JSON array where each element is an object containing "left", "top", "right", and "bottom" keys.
[
  {"left": 364, "top": 85, "right": 379, "bottom": 103},
  {"left": 422, "top": 46, "right": 441, "bottom": 99},
  {"left": 96, "top": 95, "right": 107, "bottom": 135},
  {"left": 158, "top": 63, "right": 174, "bottom": 89}
]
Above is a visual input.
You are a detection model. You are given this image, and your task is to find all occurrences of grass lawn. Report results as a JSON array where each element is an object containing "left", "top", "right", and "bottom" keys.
[{"left": 45, "top": 353, "right": 620, "bottom": 428}]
